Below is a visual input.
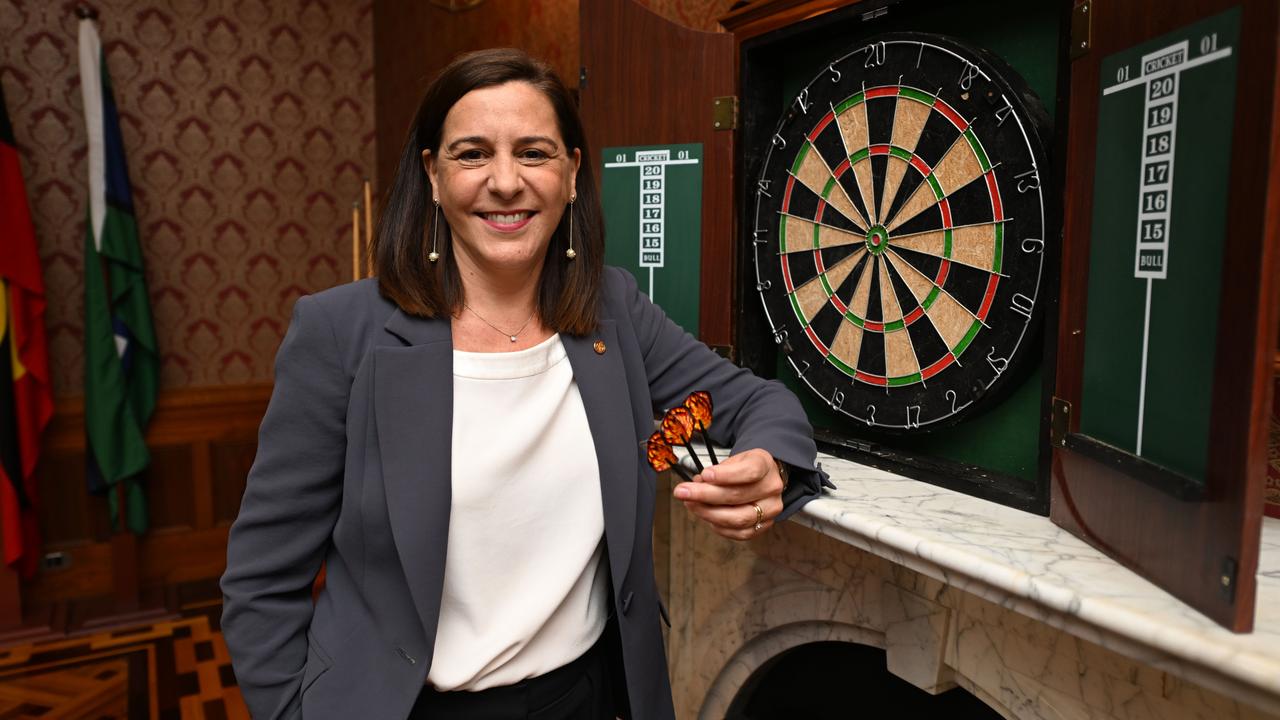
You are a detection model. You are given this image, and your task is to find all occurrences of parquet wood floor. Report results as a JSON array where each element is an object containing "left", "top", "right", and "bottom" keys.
[{"left": 0, "top": 600, "right": 247, "bottom": 719}]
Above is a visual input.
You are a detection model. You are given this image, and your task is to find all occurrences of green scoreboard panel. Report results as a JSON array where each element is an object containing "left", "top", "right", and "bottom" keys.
[
  {"left": 602, "top": 144, "right": 704, "bottom": 336},
  {"left": 1078, "top": 9, "right": 1240, "bottom": 492}
]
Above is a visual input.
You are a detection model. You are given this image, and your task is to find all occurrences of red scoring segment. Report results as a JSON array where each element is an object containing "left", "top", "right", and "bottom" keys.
[
  {"left": 803, "top": 325, "right": 830, "bottom": 355},
  {"left": 934, "top": 260, "right": 951, "bottom": 287},
  {"left": 807, "top": 111, "right": 836, "bottom": 141},
  {"left": 781, "top": 253, "right": 796, "bottom": 292},
  {"left": 937, "top": 197, "right": 953, "bottom": 227},
  {"left": 976, "top": 274, "right": 1000, "bottom": 321},
  {"left": 922, "top": 353, "right": 955, "bottom": 380},
  {"left": 855, "top": 370, "right": 889, "bottom": 386},
  {"left": 933, "top": 97, "right": 969, "bottom": 131},
  {"left": 984, "top": 170, "right": 1003, "bottom": 219}
]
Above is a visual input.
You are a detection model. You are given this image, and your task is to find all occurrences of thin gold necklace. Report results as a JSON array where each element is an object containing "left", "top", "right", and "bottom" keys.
[{"left": 463, "top": 302, "right": 536, "bottom": 343}]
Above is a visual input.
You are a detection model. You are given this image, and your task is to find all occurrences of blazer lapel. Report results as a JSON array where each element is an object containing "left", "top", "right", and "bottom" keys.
[
  {"left": 375, "top": 309, "right": 453, "bottom": 638},
  {"left": 562, "top": 320, "right": 638, "bottom": 596}
]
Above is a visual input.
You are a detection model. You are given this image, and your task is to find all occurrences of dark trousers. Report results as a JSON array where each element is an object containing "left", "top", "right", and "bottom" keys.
[{"left": 408, "top": 632, "right": 616, "bottom": 719}]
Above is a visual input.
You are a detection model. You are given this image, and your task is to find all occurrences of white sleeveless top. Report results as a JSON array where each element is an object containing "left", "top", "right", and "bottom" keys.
[{"left": 426, "top": 333, "right": 608, "bottom": 691}]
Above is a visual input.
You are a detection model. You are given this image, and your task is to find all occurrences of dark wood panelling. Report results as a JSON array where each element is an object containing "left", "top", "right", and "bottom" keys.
[
  {"left": 22, "top": 384, "right": 270, "bottom": 619},
  {"left": 36, "top": 451, "right": 104, "bottom": 546},
  {"left": 211, "top": 440, "right": 256, "bottom": 527},
  {"left": 372, "top": 0, "right": 581, "bottom": 197},
  {"left": 1051, "top": 0, "right": 1279, "bottom": 631},
  {"left": 145, "top": 446, "right": 196, "bottom": 532},
  {"left": 579, "top": 0, "right": 736, "bottom": 347}
]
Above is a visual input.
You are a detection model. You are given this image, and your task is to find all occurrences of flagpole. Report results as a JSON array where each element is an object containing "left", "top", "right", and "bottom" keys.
[
  {"left": 351, "top": 202, "right": 361, "bottom": 282},
  {"left": 363, "top": 179, "right": 373, "bottom": 278}
]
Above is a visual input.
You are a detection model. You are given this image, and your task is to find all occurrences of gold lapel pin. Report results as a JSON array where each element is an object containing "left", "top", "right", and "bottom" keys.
[{"left": 593, "top": 340, "right": 606, "bottom": 354}]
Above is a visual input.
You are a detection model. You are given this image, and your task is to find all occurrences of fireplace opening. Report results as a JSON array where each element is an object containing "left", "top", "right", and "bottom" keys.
[{"left": 723, "top": 641, "right": 1003, "bottom": 719}]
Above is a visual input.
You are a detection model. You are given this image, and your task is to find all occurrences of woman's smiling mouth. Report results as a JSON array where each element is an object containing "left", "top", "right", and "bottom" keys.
[{"left": 479, "top": 211, "right": 535, "bottom": 231}]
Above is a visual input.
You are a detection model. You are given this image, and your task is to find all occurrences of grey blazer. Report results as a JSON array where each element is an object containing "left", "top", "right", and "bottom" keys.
[{"left": 221, "top": 266, "right": 828, "bottom": 719}]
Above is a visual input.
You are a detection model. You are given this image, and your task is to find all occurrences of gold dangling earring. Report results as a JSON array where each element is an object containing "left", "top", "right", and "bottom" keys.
[
  {"left": 565, "top": 194, "right": 577, "bottom": 260},
  {"left": 429, "top": 198, "right": 440, "bottom": 263}
]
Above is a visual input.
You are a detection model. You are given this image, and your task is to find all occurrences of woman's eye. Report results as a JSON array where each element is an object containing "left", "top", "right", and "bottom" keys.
[
  {"left": 456, "top": 149, "right": 486, "bottom": 163},
  {"left": 519, "top": 149, "right": 550, "bottom": 162}
]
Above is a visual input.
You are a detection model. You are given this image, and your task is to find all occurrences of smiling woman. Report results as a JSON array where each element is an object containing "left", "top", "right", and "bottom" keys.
[
  {"left": 374, "top": 50, "right": 603, "bottom": 344},
  {"left": 423, "top": 81, "right": 582, "bottom": 350},
  {"left": 220, "top": 48, "right": 831, "bottom": 720}
]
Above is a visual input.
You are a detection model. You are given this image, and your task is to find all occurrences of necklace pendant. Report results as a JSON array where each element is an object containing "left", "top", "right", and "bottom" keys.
[{"left": 510, "top": 335, "right": 517, "bottom": 343}]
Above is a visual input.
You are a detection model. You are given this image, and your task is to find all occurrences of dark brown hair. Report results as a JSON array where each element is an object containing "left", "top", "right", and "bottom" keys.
[{"left": 372, "top": 48, "right": 603, "bottom": 335}]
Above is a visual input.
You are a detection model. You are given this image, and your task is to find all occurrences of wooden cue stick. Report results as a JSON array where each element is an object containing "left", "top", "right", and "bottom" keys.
[
  {"left": 351, "top": 202, "right": 360, "bottom": 282},
  {"left": 363, "top": 179, "right": 373, "bottom": 277}
]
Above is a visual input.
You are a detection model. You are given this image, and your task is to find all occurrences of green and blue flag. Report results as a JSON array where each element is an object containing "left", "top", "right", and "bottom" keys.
[{"left": 78, "top": 17, "right": 159, "bottom": 534}]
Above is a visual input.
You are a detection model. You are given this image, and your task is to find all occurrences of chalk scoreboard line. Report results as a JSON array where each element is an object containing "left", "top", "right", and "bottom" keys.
[
  {"left": 604, "top": 149, "right": 699, "bottom": 298},
  {"left": 1100, "top": 36, "right": 1232, "bottom": 455}
]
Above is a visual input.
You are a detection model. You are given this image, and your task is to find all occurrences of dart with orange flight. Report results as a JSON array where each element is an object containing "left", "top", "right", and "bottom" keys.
[
  {"left": 660, "top": 406, "right": 704, "bottom": 473},
  {"left": 683, "top": 390, "right": 718, "bottom": 464},
  {"left": 646, "top": 431, "right": 693, "bottom": 482}
]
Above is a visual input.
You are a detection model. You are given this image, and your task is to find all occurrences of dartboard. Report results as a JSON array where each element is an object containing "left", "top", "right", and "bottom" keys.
[{"left": 751, "top": 33, "right": 1052, "bottom": 432}]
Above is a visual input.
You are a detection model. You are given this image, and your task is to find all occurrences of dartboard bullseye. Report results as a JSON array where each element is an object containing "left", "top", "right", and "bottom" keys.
[{"left": 752, "top": 33, "right": 1052, "bottom": 432}]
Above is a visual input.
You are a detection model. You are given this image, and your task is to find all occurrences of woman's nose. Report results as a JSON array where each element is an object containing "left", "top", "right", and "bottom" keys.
[{"left": 486, "top": 155, "right": 524, "bottom": 197}]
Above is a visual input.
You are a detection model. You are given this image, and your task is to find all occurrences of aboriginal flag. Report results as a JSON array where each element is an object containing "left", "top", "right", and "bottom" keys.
[{"left": 0, "top": 85, "right": 53, "bottom": 578}]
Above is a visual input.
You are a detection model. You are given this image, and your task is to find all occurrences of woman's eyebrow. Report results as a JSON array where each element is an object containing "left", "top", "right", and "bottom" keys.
[
  {"left": 516, "top": 135, "right": 559, "bottom": 146},
  {"left": 444, "top": 135, "right": 559, "bottom": 153},
  {"left": 445, "top": 136, "right": 488, "bottom": 152}
]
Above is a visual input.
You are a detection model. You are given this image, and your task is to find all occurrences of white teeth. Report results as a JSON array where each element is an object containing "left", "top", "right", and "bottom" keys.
[{"left": 484, "top": 212, "right": 528, "bottom": 224}]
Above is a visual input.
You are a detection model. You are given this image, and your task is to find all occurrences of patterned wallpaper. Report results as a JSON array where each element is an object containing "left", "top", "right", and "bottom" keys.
[{"left": 0, "top": 0, "right": 374, "bottom": 397}]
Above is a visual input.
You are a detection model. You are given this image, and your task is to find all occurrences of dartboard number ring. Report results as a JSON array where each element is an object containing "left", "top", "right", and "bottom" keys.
[{"left": 752, "top": 33, "right": 1052, "bottom": 432}]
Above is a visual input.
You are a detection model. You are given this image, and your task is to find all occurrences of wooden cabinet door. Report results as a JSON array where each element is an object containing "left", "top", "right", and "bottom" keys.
[
  {"left": 579, "top": 0, "right": 736, "bottom": 348},
  {"left": 1052, "top": 0, "right": 1280, "bottom": 631}
]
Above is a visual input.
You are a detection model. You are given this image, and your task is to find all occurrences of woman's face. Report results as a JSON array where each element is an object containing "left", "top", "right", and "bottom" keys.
[{"left": 424, "top": 81, "right": 581, "bottom": 278}]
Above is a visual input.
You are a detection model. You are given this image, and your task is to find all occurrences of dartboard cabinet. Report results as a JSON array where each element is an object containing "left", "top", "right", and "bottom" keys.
[
  {"left": 580, "top": 0, "right": 1280, "bottom": 630},
  {"left": 734, "top": 0, "right": 1065, "bottom": 514}
]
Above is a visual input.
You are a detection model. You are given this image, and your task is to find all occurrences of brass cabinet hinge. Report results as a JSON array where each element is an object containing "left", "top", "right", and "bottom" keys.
[
  {"left": 713, "top": 96, "right": 738, "bottom": 131},
  {"left": 1071, "top": 0, "right": 1092, "bottom": 60}
]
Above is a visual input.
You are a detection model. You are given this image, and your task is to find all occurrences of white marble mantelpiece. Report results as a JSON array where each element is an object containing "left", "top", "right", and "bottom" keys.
[
  {"left": 792, "top": 454, "right": 1280, "bottom": 715},
  {"left": 661, "top": 450, "right": 1280, "bottom": 720}
]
